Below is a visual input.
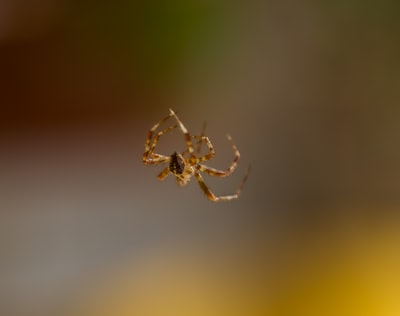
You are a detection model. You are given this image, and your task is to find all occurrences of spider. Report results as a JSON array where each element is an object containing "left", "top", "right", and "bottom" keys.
[{"left": 142, "top": 109, "right": 250, "bottom": 202}]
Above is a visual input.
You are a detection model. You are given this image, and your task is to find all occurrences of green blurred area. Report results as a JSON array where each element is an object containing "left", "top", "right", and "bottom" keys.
[
  {"left": 64, "top": 1, "right": 233, "bottom": 84},
  {"left": 0, "top": 1, "right": 241, "bottom": 126},
  {"left": 1, "top": 0, "right": 400, "bottom": 121}
]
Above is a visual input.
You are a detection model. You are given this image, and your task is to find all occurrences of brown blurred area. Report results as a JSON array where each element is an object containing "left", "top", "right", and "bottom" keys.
[
  {"left": 1, "top": 1, "right": 400, "bottom": 315},
  {"left": 0, "top": 1, "right": 164, "bottom": 131}
]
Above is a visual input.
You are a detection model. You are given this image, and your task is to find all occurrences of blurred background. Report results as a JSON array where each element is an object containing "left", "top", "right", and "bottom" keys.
[{"left": 1, "top": 0, "right": 400, "bottom": 315}]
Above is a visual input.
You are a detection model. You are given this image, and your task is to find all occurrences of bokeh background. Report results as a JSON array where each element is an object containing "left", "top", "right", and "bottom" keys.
[{"left": 1, "top": 1, "right": 400, "bottom": 315}]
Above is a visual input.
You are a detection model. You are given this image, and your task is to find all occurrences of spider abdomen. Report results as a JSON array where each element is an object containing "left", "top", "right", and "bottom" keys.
[{"left": 169, "top": 152, "right": 185, "bottom": 175}]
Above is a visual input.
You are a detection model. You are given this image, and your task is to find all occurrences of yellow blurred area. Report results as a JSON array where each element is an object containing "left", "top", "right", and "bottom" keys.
[{"left": 74, "top": 208, "right": 400, "bottom": 316}]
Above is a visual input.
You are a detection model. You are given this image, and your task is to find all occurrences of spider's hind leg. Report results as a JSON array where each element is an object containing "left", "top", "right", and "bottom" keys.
[
  {"left": 194, "top": 171, "right": 239, "bottom": 202},
  {"left": 236, "top": 165, "right": 251, "bottom": 197},
  {"left": 157, "top": 166, "right": 170, "bottom": 181},
  {"left": 195, "top": 165, "right": 251, "bottom": 202}
]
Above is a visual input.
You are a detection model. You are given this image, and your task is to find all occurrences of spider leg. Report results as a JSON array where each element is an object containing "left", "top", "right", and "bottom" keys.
[
  {"left": 181, "top": 135, "right": 215, "bottom": 162},
  {"left": 196, "top": 121, "right": 207, "bottom": 154},
  {"left": 196, "top": 134, "right": 240, "bottom": 176},
  {"left": 143, "top": 111, "right": 174, "bottom": 163},
  {"left": 195, "top": 166, "right": 251, "bottom": 202},
  {"left": 148, "top": 125, "right": 177, "bottom": 156},
  {"left": 194, "top": 171, "right": 239, "bottom": 202},
  {"left": 196, "top": 135, "right": 215, "bottom": 162},
  {"left": 143, "top": 124, "right": 177, "bottom": 164},
  {"left": 182, "top": 121, "right": 207, "bottom": 155},
  {"left": 169, "top": 109, "right": 195, "bottom": 158},
  {"left": 143, "top": 155, "right": 170, "bottom": 165},
  {"left": 157, "top": 166, "right": 170, "bottom": 181}
]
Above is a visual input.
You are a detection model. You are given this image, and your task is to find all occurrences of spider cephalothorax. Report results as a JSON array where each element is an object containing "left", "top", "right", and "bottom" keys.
[{"left": 142, "top": 109, "right": 250, "bottom": 202}]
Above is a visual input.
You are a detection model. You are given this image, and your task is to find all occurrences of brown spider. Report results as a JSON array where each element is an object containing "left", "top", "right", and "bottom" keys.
[{"left": 142, "top": 109, "right": 250, "bottom": 202}]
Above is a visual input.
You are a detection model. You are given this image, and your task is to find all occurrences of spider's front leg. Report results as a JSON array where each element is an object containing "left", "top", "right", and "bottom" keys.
[
  {"left": 143, "top": 113, "right": 176, "bottom": 164},
  {"left": 169, "top": 109, "right": 195, "bottom": 159}
]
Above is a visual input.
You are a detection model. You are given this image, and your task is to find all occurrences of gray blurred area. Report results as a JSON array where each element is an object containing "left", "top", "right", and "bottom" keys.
[{"left": 1, "top": 1, "right": 400, "bottom": 315}]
